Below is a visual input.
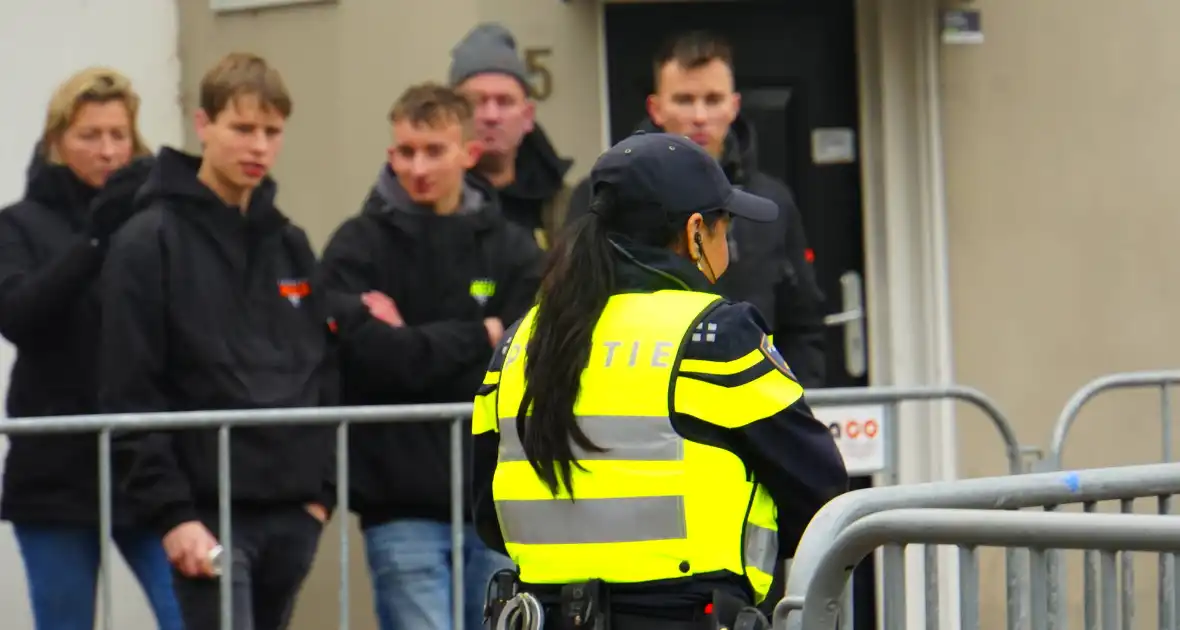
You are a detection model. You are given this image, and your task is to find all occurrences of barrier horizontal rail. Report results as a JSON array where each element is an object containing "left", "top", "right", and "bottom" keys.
[
  {"left": 775, "top": 508, "right": 1180, "bottom": 630},
  {"left": 773, "top": 461, "right": 1180, "bottom": 630},
  {"left": 0, "top": 402, "right": 475, "bottom": 434}
]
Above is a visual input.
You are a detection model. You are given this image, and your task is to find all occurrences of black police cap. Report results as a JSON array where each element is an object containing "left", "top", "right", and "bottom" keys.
[{"left": 588, "top": 131, "right": 778, "bottom": 226}]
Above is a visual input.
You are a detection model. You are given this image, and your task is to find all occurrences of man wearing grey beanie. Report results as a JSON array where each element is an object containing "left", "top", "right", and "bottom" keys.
[{"left": 450, "top": 22, "right": 573, "bottom": 251}]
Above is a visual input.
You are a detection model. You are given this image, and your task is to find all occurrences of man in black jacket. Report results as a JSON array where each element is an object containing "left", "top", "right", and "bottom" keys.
[
  {"left": 321, "top": 82, "right": 541, "bottom": 630},
  {"left": 449, "top": 22, "right": 575, "bottom": 251},
  {"left": 99, "top": 53, "right": 337, "bottom": 630},
  {"left": 566, "top": 30, "right": 828, "bottom": 388}
]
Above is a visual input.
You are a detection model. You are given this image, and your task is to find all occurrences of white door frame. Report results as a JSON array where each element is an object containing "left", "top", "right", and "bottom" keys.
[
  {"left": 594, "top": 0, "right": 959, "bottom": 623},
  {"left": 857, "top": 0, "right": 959, "bottom": 627}
]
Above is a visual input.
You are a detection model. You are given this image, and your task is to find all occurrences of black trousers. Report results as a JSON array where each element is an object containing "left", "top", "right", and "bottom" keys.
[{"left": 172, "top": 505, "right": 323, "bottom": 630}]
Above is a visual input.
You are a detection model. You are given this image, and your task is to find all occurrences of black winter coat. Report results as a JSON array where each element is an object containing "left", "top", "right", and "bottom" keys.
[
  {"left": 0, "top": 146, "right": 116, "bottom": 525},
  {"left": 321, "top": 165, "right": 542, "bottom": 527}
]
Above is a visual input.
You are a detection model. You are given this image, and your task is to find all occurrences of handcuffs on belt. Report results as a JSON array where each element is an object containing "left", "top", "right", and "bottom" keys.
[
  {"left": 486, "top": 569, "right": 545, "bottom": 630},
  {"left": 485, "top": 570, "right": 609, "bottom": 630}
]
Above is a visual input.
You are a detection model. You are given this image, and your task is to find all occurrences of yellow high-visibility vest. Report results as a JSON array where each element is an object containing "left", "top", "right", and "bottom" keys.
[{"left": 475, "top": 289, "right": 787, "bottom": 602}]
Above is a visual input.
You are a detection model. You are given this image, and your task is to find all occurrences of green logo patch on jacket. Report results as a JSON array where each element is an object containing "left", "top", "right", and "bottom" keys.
[{"left": 470, "top": 278, "right": 496, "bottom": 305}]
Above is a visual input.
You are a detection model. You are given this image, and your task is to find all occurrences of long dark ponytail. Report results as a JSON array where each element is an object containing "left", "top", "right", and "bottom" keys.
[{"left": 516, "top": 188, "right": 619, "bottom": 498}]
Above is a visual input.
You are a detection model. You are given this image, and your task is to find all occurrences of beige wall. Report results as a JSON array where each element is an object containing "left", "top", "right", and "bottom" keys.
[
  {"left": 175, "top": 1, "right": 603, "bottom": 627},
  {"left": 177, "top": 0, "right": 603, "bottom": 251},
  {"left": 941, "top": 0, "right": 1180, "bottom": 625}
]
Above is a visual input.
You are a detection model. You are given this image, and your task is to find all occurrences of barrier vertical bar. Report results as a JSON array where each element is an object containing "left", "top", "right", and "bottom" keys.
[
  {"left": 958, "top": 546, "right": 979, "bottom": 630},
  {"left": 1120, "top": 499, "right": 1134, "bottom": 630},
  {"left": 1030, "top": 547, "right": 1049, "bottom": 630},
  {"left": 1161, "top": 385, "right": 1175, "bottom": 630},
  {"left": 1100, "top": 550, "right": 1116, "bottom": 630},
  {"left": 1045, "top": 504, "right": 1063, "bottom": 630},
  {"left": 219, "top": 425, "right": 233, "bottom": 630},
  {"left": 1006, "top": 540, "right": 1023, "bottom": 630},
  {"left": 338, "top": 421, "right": 350, "bottom": 630},
  {"left": 98, "top": 428, "right": 114, "bottom": 630},
  {"left": 924, "top": 545, "right": 939, "bottom": 630},
  {"left": 451, "top": 417, "right": 465, "bottom": 630},
  {"left": 879, "top": 402, "right": 903, "bottom": 630},
  {"left": 882, "top": 545, "right": 905, "bottom": 630},
  {"left": 1083, "top": 502, "right": 1098, "bottom": 630}
]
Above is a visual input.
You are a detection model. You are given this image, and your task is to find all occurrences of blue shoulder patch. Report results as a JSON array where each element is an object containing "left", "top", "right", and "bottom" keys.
[{"left": 759, "top": 334, "right": 796, "bottom": 380}]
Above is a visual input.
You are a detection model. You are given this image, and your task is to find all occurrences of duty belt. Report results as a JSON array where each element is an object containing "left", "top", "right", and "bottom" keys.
[{"left": 484, "top": 570, "right": 770, "bottom": 630}]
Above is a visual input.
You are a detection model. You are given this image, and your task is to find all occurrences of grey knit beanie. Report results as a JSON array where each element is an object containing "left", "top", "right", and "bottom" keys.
[{"left": 448, "top": 22, "right": 530, "bottom": 92}]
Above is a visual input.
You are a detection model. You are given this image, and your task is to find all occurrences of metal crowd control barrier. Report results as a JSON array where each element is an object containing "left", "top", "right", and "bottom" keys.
[
  {"left": 771, "top": 461, "right": 1180, "bottom": 630},
  {"left": 0, "top": 385, "right": 1021, "bottom": 630},
  {"left": 1042, "top": 369, "right": 1180, "bottom": 630},
  {"left": 803, "top": 385, "right": 1031, "bottom": 630},
  {"left": 775, "top": 508, "right": 1180, "bottom": 630},
  {"left": 0, "top": 402, "right": 475, "bottom": 630}
]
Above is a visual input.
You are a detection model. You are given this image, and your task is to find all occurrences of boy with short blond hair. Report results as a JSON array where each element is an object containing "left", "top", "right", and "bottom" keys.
[{"left": 321, "top": 81, "right": 542, "bottom": 630}]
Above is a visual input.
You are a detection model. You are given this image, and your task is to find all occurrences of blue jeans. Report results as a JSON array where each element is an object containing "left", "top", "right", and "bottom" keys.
[
  {"left": 364, "top": 519, "right": 515, "bottom": 630},
  {"left": 13, "top": 524, "right": 184, "bottom": 630}
]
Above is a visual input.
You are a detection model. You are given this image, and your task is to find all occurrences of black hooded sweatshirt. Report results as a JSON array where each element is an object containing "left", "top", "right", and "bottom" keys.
[
  {"left": 98, "top": 147, "right": 339, "bottom": 535},
  {"left": 473, "top": 124, "right": 573, "bottom": 247},
  {"left": 0, "top": 146, "right": 112, "bottom": 525},
  {"left": 566, "top": 115, "right": 828, "bottom": 387},
  {"left": 321, "top": 164, "right": 542, "bottom": 528}
]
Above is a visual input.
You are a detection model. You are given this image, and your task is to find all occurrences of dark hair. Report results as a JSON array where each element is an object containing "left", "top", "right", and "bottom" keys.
[
  {"left": 652, "top": 30, "right": 735, "bottom": 87},
  {"left": 517, "top": 186, "right": 726, "bottom": 497}
]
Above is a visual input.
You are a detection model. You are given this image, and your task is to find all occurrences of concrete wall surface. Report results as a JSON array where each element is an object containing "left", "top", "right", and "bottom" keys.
[
  {"left": 941, "top": 0, "right": 1180, "bottom": 625},
  {"left": 0, "top": 0, "right": 184, "bottom": 627}
]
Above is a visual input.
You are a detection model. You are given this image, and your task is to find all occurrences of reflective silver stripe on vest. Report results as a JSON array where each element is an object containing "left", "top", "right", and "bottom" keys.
[
  {"left": 743, "top": 523, "right": 778, "bottom": 575},
  {"left": 498, "top": 496, "right": 688, "bottom": 545},
  {"left": 498, "top": 415, "right": 684, "bottom": 463}
]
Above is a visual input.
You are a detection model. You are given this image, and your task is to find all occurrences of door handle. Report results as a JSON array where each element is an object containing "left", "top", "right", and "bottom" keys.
[{"left": 824, "top": 270, "right": 867, "bottom": 378}]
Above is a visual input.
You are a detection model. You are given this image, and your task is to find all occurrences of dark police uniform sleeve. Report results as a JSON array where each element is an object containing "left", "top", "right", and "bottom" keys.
[
  {"left": 469, "top": 319, "right": 525, "bottom": 556},
  {"left": 672, "top": 301, "right": 849, "bottom": 556}
]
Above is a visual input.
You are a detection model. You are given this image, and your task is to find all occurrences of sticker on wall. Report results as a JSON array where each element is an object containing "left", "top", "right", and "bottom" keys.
[
  {"left": 811, "top": 128, "right": 857, "bottom": 166},
  {"left": 942, "top": 8, "right": 984, "bottom": 45}
]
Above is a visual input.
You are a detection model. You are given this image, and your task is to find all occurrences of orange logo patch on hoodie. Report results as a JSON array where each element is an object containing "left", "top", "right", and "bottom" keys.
[{"left": 278, "top": 279, "right": 311, "bottom": 307}]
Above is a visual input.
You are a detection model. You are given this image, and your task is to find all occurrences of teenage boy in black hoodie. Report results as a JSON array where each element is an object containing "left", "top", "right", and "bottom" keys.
[
  {"left": 99, "top": 53, "right": 338, "bottom": 630},
  {"left": 321, "top": 82, "right": 541, "bottom": 630}
]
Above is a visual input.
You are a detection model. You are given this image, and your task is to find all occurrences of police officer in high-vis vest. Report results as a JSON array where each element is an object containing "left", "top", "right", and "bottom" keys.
[{"left": 471, "top": 132, "right": 849, "bottom": 630}]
